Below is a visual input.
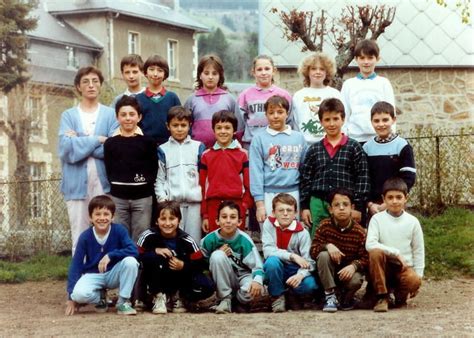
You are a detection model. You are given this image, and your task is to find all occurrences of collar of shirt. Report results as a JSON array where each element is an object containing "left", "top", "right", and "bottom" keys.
[
  {"left": 256, "top": 84, "right": 276, "bottom": 92},
  {"left": 375, "top": 133, "right": 397, "bottom": 143},
  {"left": 123, "top": 87, "right": 145, "bottom": 96},
  {"left": 112, "top": 126, "right": 144, "bottom": 137},
  {"left": 195, "top": 87, "right": 227, "bottom": 105},
  {"left": 323, "top": 134, "right": 348, "bottom": 158},
  {"left": 212, "top": 139, "right": 240, "bottom": 150},
  {"left": 169, "top": 135, "right": 191, "bottom": 144},
  {"left": 274, "top": 219, "right": 297, "bottom": 231},
  {"left": 266, "top": 125, "right": 292, "bottom": 136},
  {"left": 356, "top": 72, "right": 377, "bottom": 80},
  {"left": 144, "top": 86, "right": 166, "bottom": 98}
]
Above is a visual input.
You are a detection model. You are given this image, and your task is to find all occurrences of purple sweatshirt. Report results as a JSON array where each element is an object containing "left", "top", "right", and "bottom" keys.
[
  {"left": 184, "top": 88, "right": 238, "bottom": 148},
  {"left": 237, "top": 85, "right": 294, "bottom": 145}
]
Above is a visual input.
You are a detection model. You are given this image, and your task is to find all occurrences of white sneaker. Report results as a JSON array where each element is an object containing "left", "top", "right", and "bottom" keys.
[
  {"left": 215, "top": 297, "right": 232, "bottom": 314},
  {"left": 152, "top": 293, "right": 167, "bottom": 314}
]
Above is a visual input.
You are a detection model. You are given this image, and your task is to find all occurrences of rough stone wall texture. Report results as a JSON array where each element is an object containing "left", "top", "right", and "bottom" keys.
[{"left": 277, "top": 68, "right": 474, "bottom": 133}]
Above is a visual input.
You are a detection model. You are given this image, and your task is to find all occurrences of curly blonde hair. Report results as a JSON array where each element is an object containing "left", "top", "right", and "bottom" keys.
[{"left": 298, "top": 52, "right": 336, "bottom": 87}]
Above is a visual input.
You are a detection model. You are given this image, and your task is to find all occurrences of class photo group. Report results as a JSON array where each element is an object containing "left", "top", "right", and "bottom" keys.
[{"left": 59, "top": 38, "right": 423, "bottom": 317}]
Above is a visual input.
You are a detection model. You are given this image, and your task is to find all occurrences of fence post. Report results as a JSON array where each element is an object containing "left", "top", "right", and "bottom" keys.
[{"left": 435, "top": 136, "right": 442, "bottom": 208}]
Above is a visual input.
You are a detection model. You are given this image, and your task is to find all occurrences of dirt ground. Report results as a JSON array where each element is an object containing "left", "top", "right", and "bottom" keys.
[{"left": 0, "top": 278, "right": 473, "bottom": 337}]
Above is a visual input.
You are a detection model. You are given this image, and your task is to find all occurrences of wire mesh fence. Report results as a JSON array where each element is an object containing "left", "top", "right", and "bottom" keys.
[
  {"left": 0, "top": 174, "right": 71, "bottom": 259},
  {"left": 0, "top": 132, "right": 472, "bottom": 258}
]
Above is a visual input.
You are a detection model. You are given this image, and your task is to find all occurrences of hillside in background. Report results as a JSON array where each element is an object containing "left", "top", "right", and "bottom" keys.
[{"left": 180, "top": 1, "right": 259, "bottom": 82}]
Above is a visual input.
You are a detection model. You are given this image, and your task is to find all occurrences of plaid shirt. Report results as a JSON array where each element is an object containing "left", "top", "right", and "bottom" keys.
[{"left": 299, "top": 137, "right": 370, "bottom": 211}]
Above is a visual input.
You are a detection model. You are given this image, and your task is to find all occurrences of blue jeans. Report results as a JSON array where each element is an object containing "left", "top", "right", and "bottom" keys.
[
  {"left": 264, "top": 256, "right": 318, "bottom": 297},
  {"left": 71, "top": 256, "right": 139, "bottom": 306}
]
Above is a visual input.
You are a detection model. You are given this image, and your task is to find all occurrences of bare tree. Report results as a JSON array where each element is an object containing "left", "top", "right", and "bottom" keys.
[{"left": 271, "top": 5, "right": 396, "bottom": 89}]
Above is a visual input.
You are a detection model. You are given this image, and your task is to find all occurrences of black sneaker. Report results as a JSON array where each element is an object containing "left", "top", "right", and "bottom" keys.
[
  {"left": 95, "top": 289, "right": 108, "bottom": 313},
  {"left": 340, "top": 298, "right": 356, "bottom": 311}
]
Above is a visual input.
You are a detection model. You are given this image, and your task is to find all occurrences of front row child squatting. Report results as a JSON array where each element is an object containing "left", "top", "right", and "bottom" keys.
[
  {"left": 65, "top": 195, "right": 139, "bottom": 316},
  {"left": 311, "top": 188, "right": 368, "bottom": 312},
  {"left": 137, "top": 201, "right": 214, "bottom": 314},
  {"left": 200, "top": 201, "right": 264, "bottom": 314},
  {"left": 366, "top": 177, "right": 425, "bottom": 312},
  {"left": 262, "top": 193, "right": 318, "bottom": 312}
]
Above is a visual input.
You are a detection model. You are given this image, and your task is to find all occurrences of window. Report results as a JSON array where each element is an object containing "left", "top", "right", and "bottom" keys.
[
  {"left": 66, "top": 46, "right": 78, "bottom": 69},
  {"left": 128, "top": 32, "right": 140, "bottom": 54},
  {"left": 29, "top": 162, "right": 45, "bottom": 219},
  {"left": 167, "top": 40, "right": 178, "bottom": 80},
  {"left": 28, "top": 96, "right": 42, "bottom": 137}
]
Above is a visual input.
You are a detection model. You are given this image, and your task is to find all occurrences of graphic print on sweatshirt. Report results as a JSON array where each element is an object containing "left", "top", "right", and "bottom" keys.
[
  {"left": 266, "top": 143, "right": 304, "bottom": 171},
  {"left": 300, "top": 96, "right": 325, "bottom": 137}
]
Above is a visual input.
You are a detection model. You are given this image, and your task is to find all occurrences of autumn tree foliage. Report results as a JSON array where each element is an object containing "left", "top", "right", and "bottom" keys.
[{"left": 271, "top": 5, "right": 395, "bottom": 89}]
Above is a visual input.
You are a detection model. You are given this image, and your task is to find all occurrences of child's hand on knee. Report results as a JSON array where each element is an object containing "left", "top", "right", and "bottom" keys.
[
  {"left": 98, "top": 254, "right": 110, "bottom": 273},
  {"left": 286, "top": 274, "right": 304, "bottom": 288},
  {"left": 248, "top": 281, "right": 263, "bottom": 298},
  {"left": 337, "top": 264, "right": 356, "bottom": 281},
  {"left": 290, "top": 253, "right": 310, "bottom": 269}
]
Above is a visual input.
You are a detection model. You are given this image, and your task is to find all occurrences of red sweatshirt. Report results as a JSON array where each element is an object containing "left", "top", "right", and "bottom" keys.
[{"left": 199, "top": 142, "right": 253, "bottom": 219}]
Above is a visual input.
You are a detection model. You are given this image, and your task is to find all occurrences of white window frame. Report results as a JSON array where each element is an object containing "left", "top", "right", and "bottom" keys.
[
  {"left": 167, "top": 39, "right": 179, "bottom": 81},
  {"left": 66, "top": 46, "right": 78, "bottom": 69},
  {"left": 29, "top": 162, "right": 46, "bottom": 219},
  {"left": 128, "top": 31, "right": 140, "bottom": 55}
]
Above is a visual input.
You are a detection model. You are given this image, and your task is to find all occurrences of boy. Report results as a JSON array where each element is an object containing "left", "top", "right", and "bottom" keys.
[
  {"left": 136, "top": 54, "right": 181, "bottom": 145},
  {"left": 311, "top": 188, "right": 368, "bottom": 312},
  {"left": 201, "top": 201, "right": 264, "bottom": 314},
  {"left": 137, "top": 201, "right": 215, "bottom": 314},
  {"left": 250, "top": 95, "right": 307, "bottom": 225},
  {"left": 262, "top": 193, "right": 317, "bottom": 312},
  {"left": 104, "top": 95, "right": 158, "bottom": 242},
  {"left": 366, "top": 177, "right": 424, "bottom": 312},
  {"left": 111, "top": 54, "right": 145, "bottom": 108},
  {"left": 199, "top": 110, "right": 253, "bottom": 233},
  {"left": 363, "top": 101, "right": 416, "bottom": 215},
  {"left": 156, "top": 106, "right": 206, "bottom": 242},
  {"left": 58, "top": 66, "right": 118, "bottom": 254},
  {"left": 299, "top": 98, "right": 370, "bottom": 237},
  {"left": 65, "top": 195, "right": 139, "bottom": 316},
  {"left": 341, "top": 39, "right": 395, "bottom": 143}
]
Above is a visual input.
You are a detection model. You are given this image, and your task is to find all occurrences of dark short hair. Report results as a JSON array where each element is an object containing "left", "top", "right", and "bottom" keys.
[
  {"left": 120, "top": 54, "right": 144, "bottom": 72},
  {"left": 211, "top": 110, "right": 237, "bottom": 131},
  {"left": 143, "top": 55, "right": 169, "bottom": 79},
  {"left": 264, "top": 95, "right": 290, "bottom": 113},
  {"left": 354, "top": 39, "right": 380, "bottom": 58},
  {"left": 115, "top": 95, "right": 141, "bottom": 116},
  {"left": 371, "top": 101, "right": 395, "bottom": 119},
  {"left": 327, "top": 188, "right": 354, "bottom": 205},
  {"left": 272, "top": 193, "right": 297, "bottom": 211},
  {"left": 74, "top": 66, "right": 104, "bottom": 88},
  {"left": 217, "top": 200, "right": 241, "bottom": 220},
  {"left": 318, "top": 98, "right": 345, "bottom": 120},
  {"left": 382, "top": 177, "right": 408, "bottom": 197},
  {"left": 196, "top": 54, "right": 226, "bottom": 90},
  {"left": 88, "top": 195, "right": 115, "bottom": 216},
  {"left": 156, "top": 200, "right": 182, "bottom": 223},
  {"left": 167, "top": 106, "right": 192, "bottom": 124}
]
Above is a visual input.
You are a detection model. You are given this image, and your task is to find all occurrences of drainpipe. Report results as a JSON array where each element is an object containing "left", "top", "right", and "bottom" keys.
[{"left": 106, "top": 12, "right": 120, "bottom": 82}]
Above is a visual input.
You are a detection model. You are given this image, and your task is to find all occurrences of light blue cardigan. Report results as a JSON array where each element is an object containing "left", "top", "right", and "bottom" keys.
[{"left": 58, "top": 104, "right": 119, "bottom": 200}]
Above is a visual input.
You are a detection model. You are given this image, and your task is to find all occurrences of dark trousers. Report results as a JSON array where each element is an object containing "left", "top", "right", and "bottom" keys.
[{"left": 141, "top": 256, "right": 214, "bottom": 301}]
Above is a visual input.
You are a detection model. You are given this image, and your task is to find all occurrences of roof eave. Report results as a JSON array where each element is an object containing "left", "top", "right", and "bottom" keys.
[
  {"left": 48, "top": 8, "right": 210, "bottom": 33},
  {"left": 28, "top": 35, "right": 103, "bottom": 52}
]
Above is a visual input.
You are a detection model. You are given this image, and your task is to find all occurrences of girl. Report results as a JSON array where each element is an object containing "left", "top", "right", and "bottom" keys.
[
  {"left": 137, "top": 201, "right": 215, "bottom": 314},
  {"left": 237, "top": 55, "right": 293, "bottom": 149},
  {"left": 292, "top": 52, "right": 342, "bottom": 144},
  {"left": 184, "top": 54, "right": 238, "bottom": 148}
]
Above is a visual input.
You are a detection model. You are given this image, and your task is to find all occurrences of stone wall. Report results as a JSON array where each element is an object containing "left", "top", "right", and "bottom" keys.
[{"left": 277, "top": 67, "right": 474, "bottom": 134}]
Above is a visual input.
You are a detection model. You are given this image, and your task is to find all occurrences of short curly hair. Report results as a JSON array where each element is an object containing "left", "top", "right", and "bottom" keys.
[{"left": 298, "top": 52, "right": 336, "bottom": 87}]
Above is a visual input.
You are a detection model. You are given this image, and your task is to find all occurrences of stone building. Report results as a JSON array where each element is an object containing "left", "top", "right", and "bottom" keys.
[{"left": 259, "top": 0, "right": 474, "bottom": 133}]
